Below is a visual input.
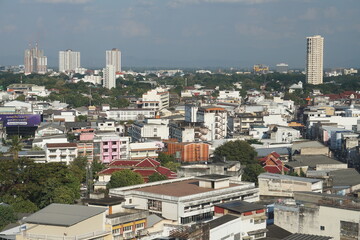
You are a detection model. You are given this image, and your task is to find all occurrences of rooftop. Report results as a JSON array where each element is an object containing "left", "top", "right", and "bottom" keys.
[
  {"left": 282, "top": 233, "right": 332, "bottom": 240},
  {"left": 83, "top": 197, "right": 125, "bottom": 206},
  {"left": 208, "top": 214, "right": 239, "bottom": 229},
  {"left": 215, "top": 200, "right": 265, "bottom": 213},
  {"left": 287, "top": 155, "right": 345, "bottom": 168},
  {"left": 24, "top": 203, "right": 106, "bottom": 227},
  {"left": 258, "top": 173, "right": 322, "bottom": 183}
]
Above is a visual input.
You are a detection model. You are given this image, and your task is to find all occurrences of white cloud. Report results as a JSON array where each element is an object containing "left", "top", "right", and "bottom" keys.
[{"left": 35, "top": 0, "right": 91, "bottom": 4}]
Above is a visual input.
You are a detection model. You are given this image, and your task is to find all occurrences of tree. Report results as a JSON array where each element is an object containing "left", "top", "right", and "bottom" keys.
[
  {"left": 76, "top": 115, "right": 88, "bottom": 122},
  {"left": 92, "top": 160, "right": 105, "bottom": 180},
  {"left": 157, "top": 152, "right": 175, "bottom": 165},
  {"left": 242, "top": 164, "right": 266, "bottom": 183},
  {"left": 69, "top": 156, "right": 88, "bottom": 182},
  {"left": 0, "top": 205, "right": 16, "bottom": 231},
  {"left": 148, "top": 173, "right": 167, "bottom": 182},
  {"left": 9, "top": 136, "right": 22, "bottom": 160},
  {"left": 107, "top": 170, "right": 144, "bottom": 189},
  {"left": 213, "top": 140, "right": 257, "bottom": 165}
]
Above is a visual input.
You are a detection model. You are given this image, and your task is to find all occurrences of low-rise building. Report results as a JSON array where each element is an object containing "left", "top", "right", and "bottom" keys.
[
  {"left": 110, "top": 174, "right": 259, "bottom": 225},
  {"left": 258, "top": 173, "right": 323, "bottom": 199},
  {"left": 44, "top": 143, "right": 78, "bottom": 164},
  {"left": 164, "top": 141, "right": 210, "bottom": 162}
]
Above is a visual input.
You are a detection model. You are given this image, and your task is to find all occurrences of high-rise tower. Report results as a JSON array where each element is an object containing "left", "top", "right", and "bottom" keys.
[
  {"left": 59, "top": 49, "right": 81, "bottom": 73},
  {"left": 103, "top": 65, "right": 116, "bottom": 89},
  {"left": 106, "top": 48, "right": 121, "bottom": 73},
  {"left": 306, "top": 35, "right": 324, "bottom": 85},
  {"left": 24, "top": 43, "right": 47, "bottom": 75}
]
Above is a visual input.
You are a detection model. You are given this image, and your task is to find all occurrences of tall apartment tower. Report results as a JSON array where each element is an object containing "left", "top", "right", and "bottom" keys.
[
  {"left": 103, "top": 65, "right": 116, "bottom": 89},
  {"left": 106, "top": 48, "right": 121, "bottom": 73},
  {"left": 24, "top": 43, "right": 47, "bottom": 75},
  {"left": 59, "top": 49, "right": 81, "bottom": 73},
  {"left": 306, "top": 35, "right": 324, "bottom": 85}
]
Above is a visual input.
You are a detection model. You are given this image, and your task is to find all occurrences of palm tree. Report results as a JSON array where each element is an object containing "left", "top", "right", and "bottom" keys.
[{"left": 9, "top": 136, "right": 22, "bottom": 160}]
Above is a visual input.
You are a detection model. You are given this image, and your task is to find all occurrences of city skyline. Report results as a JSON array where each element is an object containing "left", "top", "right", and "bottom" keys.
[{"left": 1, "top": 0, "right": 360, "bottom": 68}]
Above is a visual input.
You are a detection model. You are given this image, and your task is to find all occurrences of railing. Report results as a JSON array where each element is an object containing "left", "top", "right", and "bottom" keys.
[{"left": 23, "top": 230, "right": 111, "bottom": 240}]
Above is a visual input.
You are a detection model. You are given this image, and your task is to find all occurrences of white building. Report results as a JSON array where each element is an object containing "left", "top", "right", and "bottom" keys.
[
  {"left": 44, "top": 143, "right": 78, "bottom": 164},
  {"left": 106, "top": 108, "right": 156, "bottom": 121},
  {"left": 142, "top": 87, "right": 169, "bottom": 110},
  {"left": 103, "top": 65, "right": 116, "bottom": 89},
  {"left": 109, "top": 175, "right": 259, "bottom": 225},
  {"left": 59, "top": 50, "right": 80, "bottom": 73},
  {"left": 270, "top": 126, "right": 301, "bottom": 143},
  {"left": 129, "top": 119, "right": 169, "bottom": 142},
  {"left": 198, "top": 106, "right": 227, "bottom": 140},
  {"left": 218, "top": 90, "right": 241, "bottom": 101},
  {"left": 306, "top": 35, "right": 324, "bottom": 85},
  {"left": 78, "top": 75, "right": 102, "bottom": 85},
  {"left": 129, "top": 141, "right": 162, "bottom": 160},
  {"left": 106, "top": 48, "right": 121, "bottom": 73}
]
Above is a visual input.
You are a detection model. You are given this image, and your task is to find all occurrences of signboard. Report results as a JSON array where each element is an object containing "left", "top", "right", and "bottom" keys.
[{"left": 0, "top": 114, "right": 41, "bottom": 127}]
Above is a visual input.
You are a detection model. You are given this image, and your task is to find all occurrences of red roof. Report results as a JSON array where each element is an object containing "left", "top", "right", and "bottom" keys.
[
  {"left": 98, "top": 168, "right": 123, "bottom": 175},
  {"left": 156, "top": 166, "right": 177, "bottom": 178},
  {"left": 108, "top": 160, "right": 140, "bottom": 167},
  {"left": 133, "top": 169, "right": 157, "bottom": 177},
  {"left": 46, "top": 143, "right": 77, "bottom": 148},
  {"left": 135, "top": 158, "right": 161, "bottom": 168},
  {"left": 264, "top": 165, "right": 289, "bottom": 174},
  {"left": 271, "top": 152, "right": 281, "bottom": 158}
]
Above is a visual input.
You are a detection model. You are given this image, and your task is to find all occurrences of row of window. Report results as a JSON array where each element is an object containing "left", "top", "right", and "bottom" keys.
[{"left": 112, "top": 223, "right": 145, "bottom": 235}]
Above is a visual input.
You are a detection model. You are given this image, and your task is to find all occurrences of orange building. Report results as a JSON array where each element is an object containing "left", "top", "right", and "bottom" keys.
[{"left": 165, "top": 141, "right": 210, "bottom": 162}]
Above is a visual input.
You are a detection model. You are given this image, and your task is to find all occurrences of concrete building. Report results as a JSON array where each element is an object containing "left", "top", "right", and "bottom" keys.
[
  {"left": 164, "top": 141, "right": 210, "bottom": 162},
  {"left": 306, "top": 35, "right": 324, "bottom": 85},
  {"left": 110, "top": 174, "right": 259, "bottom": 225},
  {"left": 142, "top": 87, "right": 169, "bottom": 110},
  {"left": 276, "top": 63, "right": 289, "bottom": 73},
  {"left": 274, "top": 193, "right": 360, "bottom": 240},
  {"left": 59, "top": 49, "right": 80, "bottom": 73},
  {"left": 93, "top": 134, "right": 130, "bottom": 163},
  {"left": 197, "top": 106, "right": 228, "bottom": 140},
  {"left": 44, "top": 143, "right": 78, "bottom": 165},
  {"left": 24, "top": 43, "right": 47, "bottom": 75},
  {"left": 15, "top": 203, "right": 111, "bottom": 240},
  {"left": 258, "top": 173, "right": 323, "bottom": 198},
  {"left": 129, "top": 119, "right": 169, "bottom": 142},
  {"left": 106, "top": 48, "right": 121, "bottom": 73},
  {"left": 106, "top": 108, "right": 156, "bottom": 121},
  {"left": 129, "top": 141, "right": 162, "bottom": 160},
  {"left": 103, "top": 65, "right": 116, "bottom": 89}
]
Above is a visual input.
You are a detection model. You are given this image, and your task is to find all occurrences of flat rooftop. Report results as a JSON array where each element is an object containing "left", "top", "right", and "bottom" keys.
[
  {"left": 132, "top": 179, "right": 240, "bottom": 197},
  {"left": 288, "top": 155, "right": 345, "bottom": 168},
  {"left": 215, "top": 200, "right": 265, "bottom": 213}
]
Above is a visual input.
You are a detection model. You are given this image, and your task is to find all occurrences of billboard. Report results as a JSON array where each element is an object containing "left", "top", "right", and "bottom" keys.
[{"left": 0, "top": 114, "right": 41, "bottom": 127}]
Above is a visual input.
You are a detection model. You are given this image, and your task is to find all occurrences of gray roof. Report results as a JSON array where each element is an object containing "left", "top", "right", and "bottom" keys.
[
  {"left": 24, "top": 203, "right": 106, "bottom": 227},
  {"left": 283, "top": 233, "right": 332, "bottom": 240},
  {"left": 215, "top": 200, "right": 265, "bottom": 213},
  {"left": 146, "top": 214, "right": 164, "bottom": 228},
  {"left": 255, "top": 147, "right": 290, "bottom": 157},
  {"left": 287, "top": 155, "right": 345, "bottom": 169},
  {"left": 37, "top": 122, "right": 65, "bottom": 132},
  {"left": 208, "top": 214, "right": 239, "bottom": 229},
  {"left": 329, "top": 168, "right": 360, "bottom": 187},
  {"left": 292, "top": 141, "right": 327, "bottom": 150},
  {"left": 258, "top": 173, "right": 322, "bottom": 183}
]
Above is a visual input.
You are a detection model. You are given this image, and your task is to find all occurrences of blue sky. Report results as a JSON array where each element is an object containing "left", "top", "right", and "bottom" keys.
[{"left": 0, "top": 0, "right": 359, "bottom": 69}]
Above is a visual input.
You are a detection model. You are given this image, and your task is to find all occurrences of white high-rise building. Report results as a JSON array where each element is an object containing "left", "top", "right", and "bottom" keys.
[
  {"left": 306, "top": 35, "right": 324, "bottom": 85},
  {"left": 106, "top": 48, "right": 121, "bottom": 73},
  {"left": 59, "top": 50, "right": 81, "bottom": 73},
  {"left": 103, "top": 65, "right": 116, "bottom": 89}
]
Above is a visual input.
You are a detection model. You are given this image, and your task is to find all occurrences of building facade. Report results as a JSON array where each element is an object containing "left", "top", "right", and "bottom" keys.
[
  {"left": 59, "top": 49, "right": 81, "bottom": 73},
  {"left": 306, "top": 35, "right": 324, "bottom": 85},
  {"left": 103, "top": 65, "right": 116, "bottom": 89},
  {"left": 24, "top": 43, "right": 47, "bottom": 75},
  {"left": 106, "top": 48, "right": 121, "bottom": 73}
]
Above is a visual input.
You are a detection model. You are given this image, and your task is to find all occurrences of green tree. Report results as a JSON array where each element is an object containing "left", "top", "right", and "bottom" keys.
[
  {"left": 148, "top": 173, "right": 168, "bottom": 182},
  {"left": 76, "top": 115, "right": 88, "bottom": 122},
  {"left": 242, "top": 164, "right": 266, "bottom": 183},
  {"left": 69, "top": 156, "right": 88, "bottom": 182},
  {"left": 92, "top": 160, "right": 105, "bottom": 180},
  {"left": 9, "top": 136, "right": 23, "bottom": 160},
  {"left": 0, "top": 205, "right": 16, "bottom": 231},
  {"left": 157, "top": 152, "right": 175, "bottom": 165},
  {"left": 213, "top": 140, "right": 257, "bottom": 165},
  {"left": 107, "top": 170, "right": 144, "bottom": 189}
]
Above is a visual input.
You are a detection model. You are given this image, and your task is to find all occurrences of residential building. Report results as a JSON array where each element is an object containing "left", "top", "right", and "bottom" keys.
[
  {"left": 59, "top": 49, "right": 80, "bottom": 73},
  {"left": 106, "top": 108, "right": 156, "bottom": 121},
  {"left": 197, "top": 106, "right": 228, "bottom": 140},
  {"left": 24, "top": 43, "right": 47, "bottom": 75},
  {"left": 233, "top": 112, "right": 263, "bottom": 134},
  {"left": 44, "top": 143, "right": 78, "bottom": 164},
  {"left": 164, "top": 141, "right": 210, "bottom": 162},
  {"left": 258, "top": 173, "right": 323, "bottom": 198},
  {"left": 276, "top": 63, "right": 289, "bottom": 73},
  {"left": 214, "top": 200, "right": 267, "bottom": 239},
  {"left": 106, "top": 48, "right": 121, "bottom": 73},
  {"left": 129, "top": 119, "right": 169, "bottom": 142},
  {"left": 15, "top": 203, "right": 111, "bottom": 240},
  {"left": 96, "top": 158, "right": 176, "bottom": 188},
  {"left": 306, "top": 35, "right": 324, "bottom": 85},
  {"left": 103, "top": 65, "right": 116, "bottom": 89},
  {"left": 77, "top": 142, "right": 94, "bottom": 162},
  {"left": 129, "top": 141, "right": 162, "bottom": 160},
  {"left": 35, "top": 122, "right": 65, "bottom": 137},
  {"left": 33, "top": 134, "right": 68, "bottom": 149},
  {"left": 93, "top": 134, "right": 130, "bottom": 163},
  {"left": 142, "top": 87, "right": 169, "bottom": 110},
  {"left": 270, "top": 126, "right": 301, "bottom": 143},
  {"left": 110, "top": 174, "right": 259, "bottom": 225},
  {"left": 274, "top": 193, "right": 360, "bottom": 240}
]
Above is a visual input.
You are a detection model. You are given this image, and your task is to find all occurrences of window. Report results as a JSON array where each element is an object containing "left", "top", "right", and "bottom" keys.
[
  {"left": 148, "top": 199, "right": 162, "bottom": 211},
  {"left": 129, "top": 199, "right": 132, "bottom": 204},
  {"left": 123, "top": 226, "right": 132, "bottom": 232},
  {"left": 254, "top": 233, "right": 265, "bottom": 239},
  {"left": 320, "top": 226, "right": 325, "bottom": 231},
  {"left": 135, "top": 223, "right": 144, "bottom": 229},
  {"left": 112, "top": 229, "right": 120, "bottom": 235}
]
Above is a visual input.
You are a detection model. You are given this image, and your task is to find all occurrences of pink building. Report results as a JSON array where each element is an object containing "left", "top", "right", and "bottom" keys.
[{"left": 94, "top": 135, "right": 130, "bottom": 163}]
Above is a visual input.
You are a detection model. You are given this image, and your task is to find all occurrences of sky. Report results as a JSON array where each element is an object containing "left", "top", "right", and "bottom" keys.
[{"left": 0, "top": 0, "right": 360, "bottom": 69}]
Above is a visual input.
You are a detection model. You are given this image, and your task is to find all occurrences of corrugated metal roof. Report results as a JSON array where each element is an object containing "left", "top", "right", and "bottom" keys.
[
  {"left": 24, "top": 203, "right": 106, "bottom": 227},
  {"left": 282, "top": 233, "right": 332, "bottom": 240}
]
